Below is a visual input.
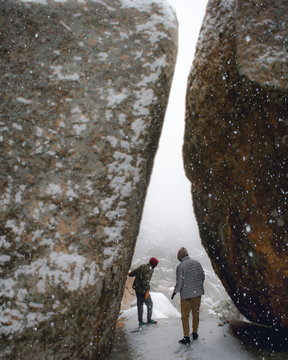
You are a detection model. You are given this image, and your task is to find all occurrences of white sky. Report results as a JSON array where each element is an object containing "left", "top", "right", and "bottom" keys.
[{"left": 138, "top": 0, "right": 208, "bottom": 250}]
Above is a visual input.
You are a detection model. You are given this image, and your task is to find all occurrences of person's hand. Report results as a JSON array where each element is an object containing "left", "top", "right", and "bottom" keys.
[
  {"left": 145, "top": 291, "right": 150, "bottom": 300},
  {"left": 171, "top": 292, "right": 176, "bottom": 300}
]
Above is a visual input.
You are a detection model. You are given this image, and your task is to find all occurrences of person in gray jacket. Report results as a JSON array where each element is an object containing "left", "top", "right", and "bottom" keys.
[{"left": 171, "top": 247, "right": 205, "bottom": 344}]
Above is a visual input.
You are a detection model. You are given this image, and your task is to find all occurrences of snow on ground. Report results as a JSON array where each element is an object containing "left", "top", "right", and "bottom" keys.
[
  {"left": 119, "top": 292, "right": 181, "bottom": 321},
  {"left": 113, "top": 251, "right": 288, "bottom": 359},
  {"left": 111, "top": 317, "right": 288, "bottom": 360},
  {"left": 111, "top": 318, "right": 247, "bottom": 360}
]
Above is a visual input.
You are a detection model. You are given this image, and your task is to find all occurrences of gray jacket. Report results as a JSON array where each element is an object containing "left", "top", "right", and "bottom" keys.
[{"left": 174, "top": 256, "right": 205, "bottom": 299}]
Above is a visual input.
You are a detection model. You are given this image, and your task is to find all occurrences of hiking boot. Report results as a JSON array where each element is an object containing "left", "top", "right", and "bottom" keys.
[
  {"left": 192, "top": 332, "right": 199, "bottom": 340},
  {"left": 179, "top": 336, "right": 191, "bottom": 344},
  {"left": 139, "top": 321, "right": 147, "bottom": 326},
  {"left": 147, "top": 319, "right": 157, "bottom": 324}
]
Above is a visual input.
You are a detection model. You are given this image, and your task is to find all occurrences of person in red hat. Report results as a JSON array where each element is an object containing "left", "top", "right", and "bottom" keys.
[{"left": 128, "top": 257, "right": 159, "bottom": 326}]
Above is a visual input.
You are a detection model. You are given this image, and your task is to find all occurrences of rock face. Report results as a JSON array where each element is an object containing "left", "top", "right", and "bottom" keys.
[
  {"left": 0, "top": 0, "right": 177, "bottom": 358},
  {"left": 184, "top": 0, "right": 287, "bottom": 328}
]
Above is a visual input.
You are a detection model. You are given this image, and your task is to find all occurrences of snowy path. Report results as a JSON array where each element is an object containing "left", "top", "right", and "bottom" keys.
[{"left": 110, "top": 318, "right": 287, "bottom": 360}]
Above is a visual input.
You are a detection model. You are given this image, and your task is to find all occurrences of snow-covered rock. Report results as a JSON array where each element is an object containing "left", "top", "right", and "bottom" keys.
[
  {"left": 120, "top": 292, "right": 180, "bottom": 321},
  {"left": 0, "top": 0, "right": 177, "bottom": 358}
]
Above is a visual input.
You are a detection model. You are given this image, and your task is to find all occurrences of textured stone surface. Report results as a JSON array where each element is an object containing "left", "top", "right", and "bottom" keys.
[
  {"left": 184, "top": 0, "right": 287, "bottom": 328},
  {"left": 0, "top": 0, "right": 177, "bottom": 358}
]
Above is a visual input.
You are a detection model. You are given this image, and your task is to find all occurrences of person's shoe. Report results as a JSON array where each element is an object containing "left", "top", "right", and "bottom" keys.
[
  {"left": 192, "top": 332, "right": 199, "bottom": 340},
  {"left": 139, "top": 321, "right": 147, "bottom": 326},
  {"left": 179, "top": 336, "right": 191, "bottom": 344},
  {"left": 147, "top": 319, "right": 157, "bottom": 324}
]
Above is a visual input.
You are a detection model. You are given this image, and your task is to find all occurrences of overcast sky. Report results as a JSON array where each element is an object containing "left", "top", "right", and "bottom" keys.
[{"left": 137, "top": 0, "right": 209, "bottom": 251}]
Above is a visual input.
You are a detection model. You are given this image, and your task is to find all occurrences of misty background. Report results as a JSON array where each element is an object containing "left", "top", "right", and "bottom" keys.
[{"left": 133, "top": 0, "right": 209, "bottom": 260}]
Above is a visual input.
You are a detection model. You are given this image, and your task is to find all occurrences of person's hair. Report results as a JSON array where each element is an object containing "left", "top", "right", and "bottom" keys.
[{"left": 177, "top": 247, "right": 189, "bottom": 261}]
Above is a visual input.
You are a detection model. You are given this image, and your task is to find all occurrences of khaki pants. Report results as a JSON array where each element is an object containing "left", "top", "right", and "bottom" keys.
[{"left": 180, "top": 296, "right": 201, "bottom": 337}]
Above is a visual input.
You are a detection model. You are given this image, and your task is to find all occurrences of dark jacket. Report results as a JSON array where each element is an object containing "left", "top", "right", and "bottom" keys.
[{"left": 129, "top": 263, "right": 154, "bottom": 294}]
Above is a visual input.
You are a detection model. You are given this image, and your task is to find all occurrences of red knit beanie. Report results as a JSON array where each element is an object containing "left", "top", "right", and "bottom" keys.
[{"left": 149, "top": 257, "right": 159, "bottom": 268}]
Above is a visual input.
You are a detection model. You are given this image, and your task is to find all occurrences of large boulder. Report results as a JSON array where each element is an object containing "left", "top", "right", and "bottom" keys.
[
  {"left": 184, "top": 0, "right": 287, "bottom": 328},
  {"left": 0, "top": 0, "right": 177, "bottom": 358}
]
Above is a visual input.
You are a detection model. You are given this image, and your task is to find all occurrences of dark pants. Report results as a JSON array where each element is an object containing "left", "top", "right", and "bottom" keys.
[{"left": 136, "top": 292, "right": 153, "bottom": 323}]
